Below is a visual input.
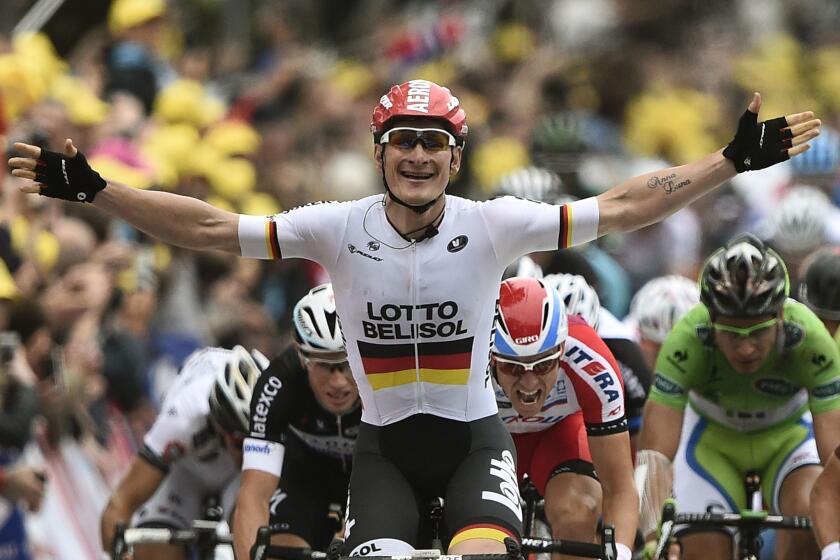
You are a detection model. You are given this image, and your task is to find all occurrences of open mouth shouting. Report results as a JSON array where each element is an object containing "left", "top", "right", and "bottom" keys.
[{"left": 516, "top": 387, "right": 543, "bottom": 407}]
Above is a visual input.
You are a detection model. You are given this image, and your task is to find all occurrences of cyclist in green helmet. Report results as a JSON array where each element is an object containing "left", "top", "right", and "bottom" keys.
[{"left": 635, "top": 233, "right": 840, "bottom": 560}]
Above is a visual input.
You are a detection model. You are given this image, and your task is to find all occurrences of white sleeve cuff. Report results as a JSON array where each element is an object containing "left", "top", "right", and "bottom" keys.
[
  {"left": 241, "top": 437, "right": 285, "bottom": 477},
  {"left": 822, "top": 541, "right": 840, "bottom": 560},
  {"left": 238, "top": 214, "right": 275, "bottom": 259},
  {"left": 562, "top": 197, "right": 599, "bottom": 248},
  {"left": 616, "top": 543, "right": 632, "bottom": 560}
]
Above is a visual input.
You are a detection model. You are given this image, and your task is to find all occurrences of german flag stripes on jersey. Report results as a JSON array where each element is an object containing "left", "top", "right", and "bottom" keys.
[
  {"left": 558, "top": 197, "right": 598, "bottom": 248},
  {"left": 358, "top": 337, "right": 473, "bottom": 390}
]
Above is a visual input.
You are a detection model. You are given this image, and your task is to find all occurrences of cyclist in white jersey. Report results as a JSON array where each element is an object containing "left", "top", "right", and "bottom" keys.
[
  {"left": 100, "top": 346, "right": 267, "bottom": 560},
  {"left": 10, "top": 81, "right": 820, "bottom": 556}
]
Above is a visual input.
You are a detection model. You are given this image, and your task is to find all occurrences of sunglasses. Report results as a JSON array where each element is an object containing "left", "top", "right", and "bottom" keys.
[
  {"left": 494, "top": 349, "right": 564, "bottom": 378},
  {"left": 380, "top": 127, "right": 456, "bottom": 152},
  {"left": 712, "top": 317, "right": 778, "bottom": 339},
  {"left": 301, "top": 355, "right": 352, "bottom": 375}
]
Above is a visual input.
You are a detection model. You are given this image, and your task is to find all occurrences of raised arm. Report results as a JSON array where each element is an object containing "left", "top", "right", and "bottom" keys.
[
  {"left": 595, "top": 92, "right": 820, "bottom": 236},
  {"left": 9, "top": 139, "right": 241, "bottom": 254}
]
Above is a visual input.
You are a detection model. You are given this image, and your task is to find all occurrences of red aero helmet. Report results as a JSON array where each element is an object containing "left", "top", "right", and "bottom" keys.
[
  {"left": 371, "top": 79, "right": 468, "bottom": 144},
  {"left": 494, "top": 277, "right": 569, "bottom": 358}
]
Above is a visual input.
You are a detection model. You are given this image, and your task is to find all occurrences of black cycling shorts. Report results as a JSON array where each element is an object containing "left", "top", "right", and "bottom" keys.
[
  {"left": 343, "top": 414, "right": 523, "bottom": 553},
  {"left": 268, "top": 436, "right": 351, "bottom": 551}
]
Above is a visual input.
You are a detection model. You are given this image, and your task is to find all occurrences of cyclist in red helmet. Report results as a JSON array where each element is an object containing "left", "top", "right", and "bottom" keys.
[
  {"left": 492, "top": 277, "right": 638, "bottom": 560},
  {"left": 9, "top": 81, "right": 821, "bottom": 558},
  {"left": 370, "top": 80, "right": 468, "bottom": 216}
]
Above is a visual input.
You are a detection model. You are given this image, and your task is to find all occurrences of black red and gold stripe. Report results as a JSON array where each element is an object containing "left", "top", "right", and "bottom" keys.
[
  {"left": 265, "top": 218, "right": 282, "bottom": 260},
  {"left": 357, "top": 337, "right": 473, "bottom": 390}
]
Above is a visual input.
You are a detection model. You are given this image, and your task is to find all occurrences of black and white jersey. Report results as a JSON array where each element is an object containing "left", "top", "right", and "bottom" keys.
[{"left": 242, "top": 346, "right": 361, "bottom": 476}]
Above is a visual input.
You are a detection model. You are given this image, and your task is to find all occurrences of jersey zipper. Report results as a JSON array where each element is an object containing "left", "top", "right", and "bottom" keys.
[
  {"left": 336, "top": 413, "right": 348, "bottom": 473},
  {"left": 411, "top": 240, "right": 423, "bottom": 413}
]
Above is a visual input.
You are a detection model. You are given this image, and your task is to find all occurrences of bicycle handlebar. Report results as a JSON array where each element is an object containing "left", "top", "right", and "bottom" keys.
[
  {"left": 121, "top": 527, "right": 234, "bottom": 546},
  {"left": 252, "top": 526, "right": 617, "bottom": 560},
  {"left": 254, "top": 548, "right": 605, "bottom": 560},
  {"left": 111, "top": 522, "right": 232, "bottom": 560},
  {"left": 653, "top": 499, "right": 812, "bottom": 560},
  {"left": 521, "top": 536, "right": 605, "bottom": 557},
  {"left": 670, "top": 512, "right": 811, "bottom": 530}
]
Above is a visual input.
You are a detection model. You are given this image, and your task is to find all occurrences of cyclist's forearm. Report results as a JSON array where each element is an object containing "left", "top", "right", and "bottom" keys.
[
  {"left": 811, "top": 453, "right": 840, "bottom": 547},
  {"left": 100, "top": 497, "right": 132, "bottom": 551},
  {"left": 93, "top": 182, "right": 240, "bottom": 254},
  {"left": 602, "top": 484, "right": 640, "bottom": 549},
  {"left": 597, "top": 150, "right": 734, "bottom": 236},
  {"left": 233, "top": 495, "right": 270, "bottom": 560},
  {"left": 812, "top": 408, "right": 840, "bottom": 463}
]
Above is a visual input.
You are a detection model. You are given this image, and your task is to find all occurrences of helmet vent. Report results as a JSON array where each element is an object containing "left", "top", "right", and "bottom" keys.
[{"left": 304, "top": 306, "right": 324, "bottom": 339}]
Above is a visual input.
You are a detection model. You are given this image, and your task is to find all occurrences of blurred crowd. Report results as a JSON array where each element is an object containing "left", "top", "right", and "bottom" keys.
[{"left": 0, "top": 0, "right": 838, "bottom": 557}]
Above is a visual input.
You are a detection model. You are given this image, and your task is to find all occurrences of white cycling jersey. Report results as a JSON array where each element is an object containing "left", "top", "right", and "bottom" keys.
[
  {"left": 239, "top": 194, "right": 599, "bottom": 426},
  {"left": 140, "top": 348, "right": 238, "bottom": 488}
]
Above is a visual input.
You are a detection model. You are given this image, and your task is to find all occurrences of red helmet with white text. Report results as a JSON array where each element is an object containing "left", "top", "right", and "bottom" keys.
[
  {"left": 493, "top": 277, "right": 569, "bottom": 358},
  {"left": 371, "top": 79, "right": 468, "bottom": 145}
]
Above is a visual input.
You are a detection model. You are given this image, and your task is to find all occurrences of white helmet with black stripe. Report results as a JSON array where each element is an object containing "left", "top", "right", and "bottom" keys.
[
  {"left": 493, "top": 166, "right": 565, "bottom": 204},
  {"left": 293, "top": 283, "right": 346, "bottom": 358},
  {"left": 630, "top": 275, "right": 700, "bottom": 343},
  {"left": 208, "top": 345, "right": 269, "bottom": 435},
  {"left": 543, "top": 273, "right": 601, "bottom": 329}
]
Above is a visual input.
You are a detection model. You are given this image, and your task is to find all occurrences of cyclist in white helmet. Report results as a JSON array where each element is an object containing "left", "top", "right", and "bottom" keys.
[
  {"left": 767, "top": 185, "right": 840, "bottom": 283},
  {"left": 234, "top": 284, "right": 361, "bottom": 560},
  {"left": 544, "top": 273, "right": 601, "bottom": 329},
  {"left": 101, "top": 345, "right": 267, "bottom": 560},
  {"left": 11, "top": 82, "right": 820, "bottom": 557},
  {"left": 494, "top": 166, "right": 566, "bottom": 205},
  {"left": 627, "top": 275, "right": 701, "bottom": 370},
  {"left": 545, "top": 273, "right": 652, "bottom": 451}
]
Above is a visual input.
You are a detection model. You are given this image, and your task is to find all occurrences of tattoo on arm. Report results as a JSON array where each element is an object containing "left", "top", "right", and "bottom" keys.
[{"left": 647, "top": 173, "right": 692, "bottom": 194}]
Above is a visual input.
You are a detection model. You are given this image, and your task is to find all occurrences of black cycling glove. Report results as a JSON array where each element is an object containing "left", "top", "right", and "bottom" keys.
[
  {"left": 723, "top": 110, "right": 793, "bottom": 173},
  {"left": 33, "top": 149, "right": 107, "bottom": 202}
]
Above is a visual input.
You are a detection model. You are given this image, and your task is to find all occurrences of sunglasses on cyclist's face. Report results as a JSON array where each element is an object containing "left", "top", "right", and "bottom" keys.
[
  {"left": 301, "top": 355, "right": 352, "bottom": 375},
  {"left": 494, "top": 348, "right": 564, "bottom": 378},
  {"left": 379, "top": 127, "right": 456, "bottom": 152},
  {"left": 712, "top": 317, "right": 779, "bottom": 339}
]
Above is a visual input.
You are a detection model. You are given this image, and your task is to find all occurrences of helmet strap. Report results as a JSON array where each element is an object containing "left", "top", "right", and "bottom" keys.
[{"left": 774, "top": 312, "right": 787, "bottom": 355}]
